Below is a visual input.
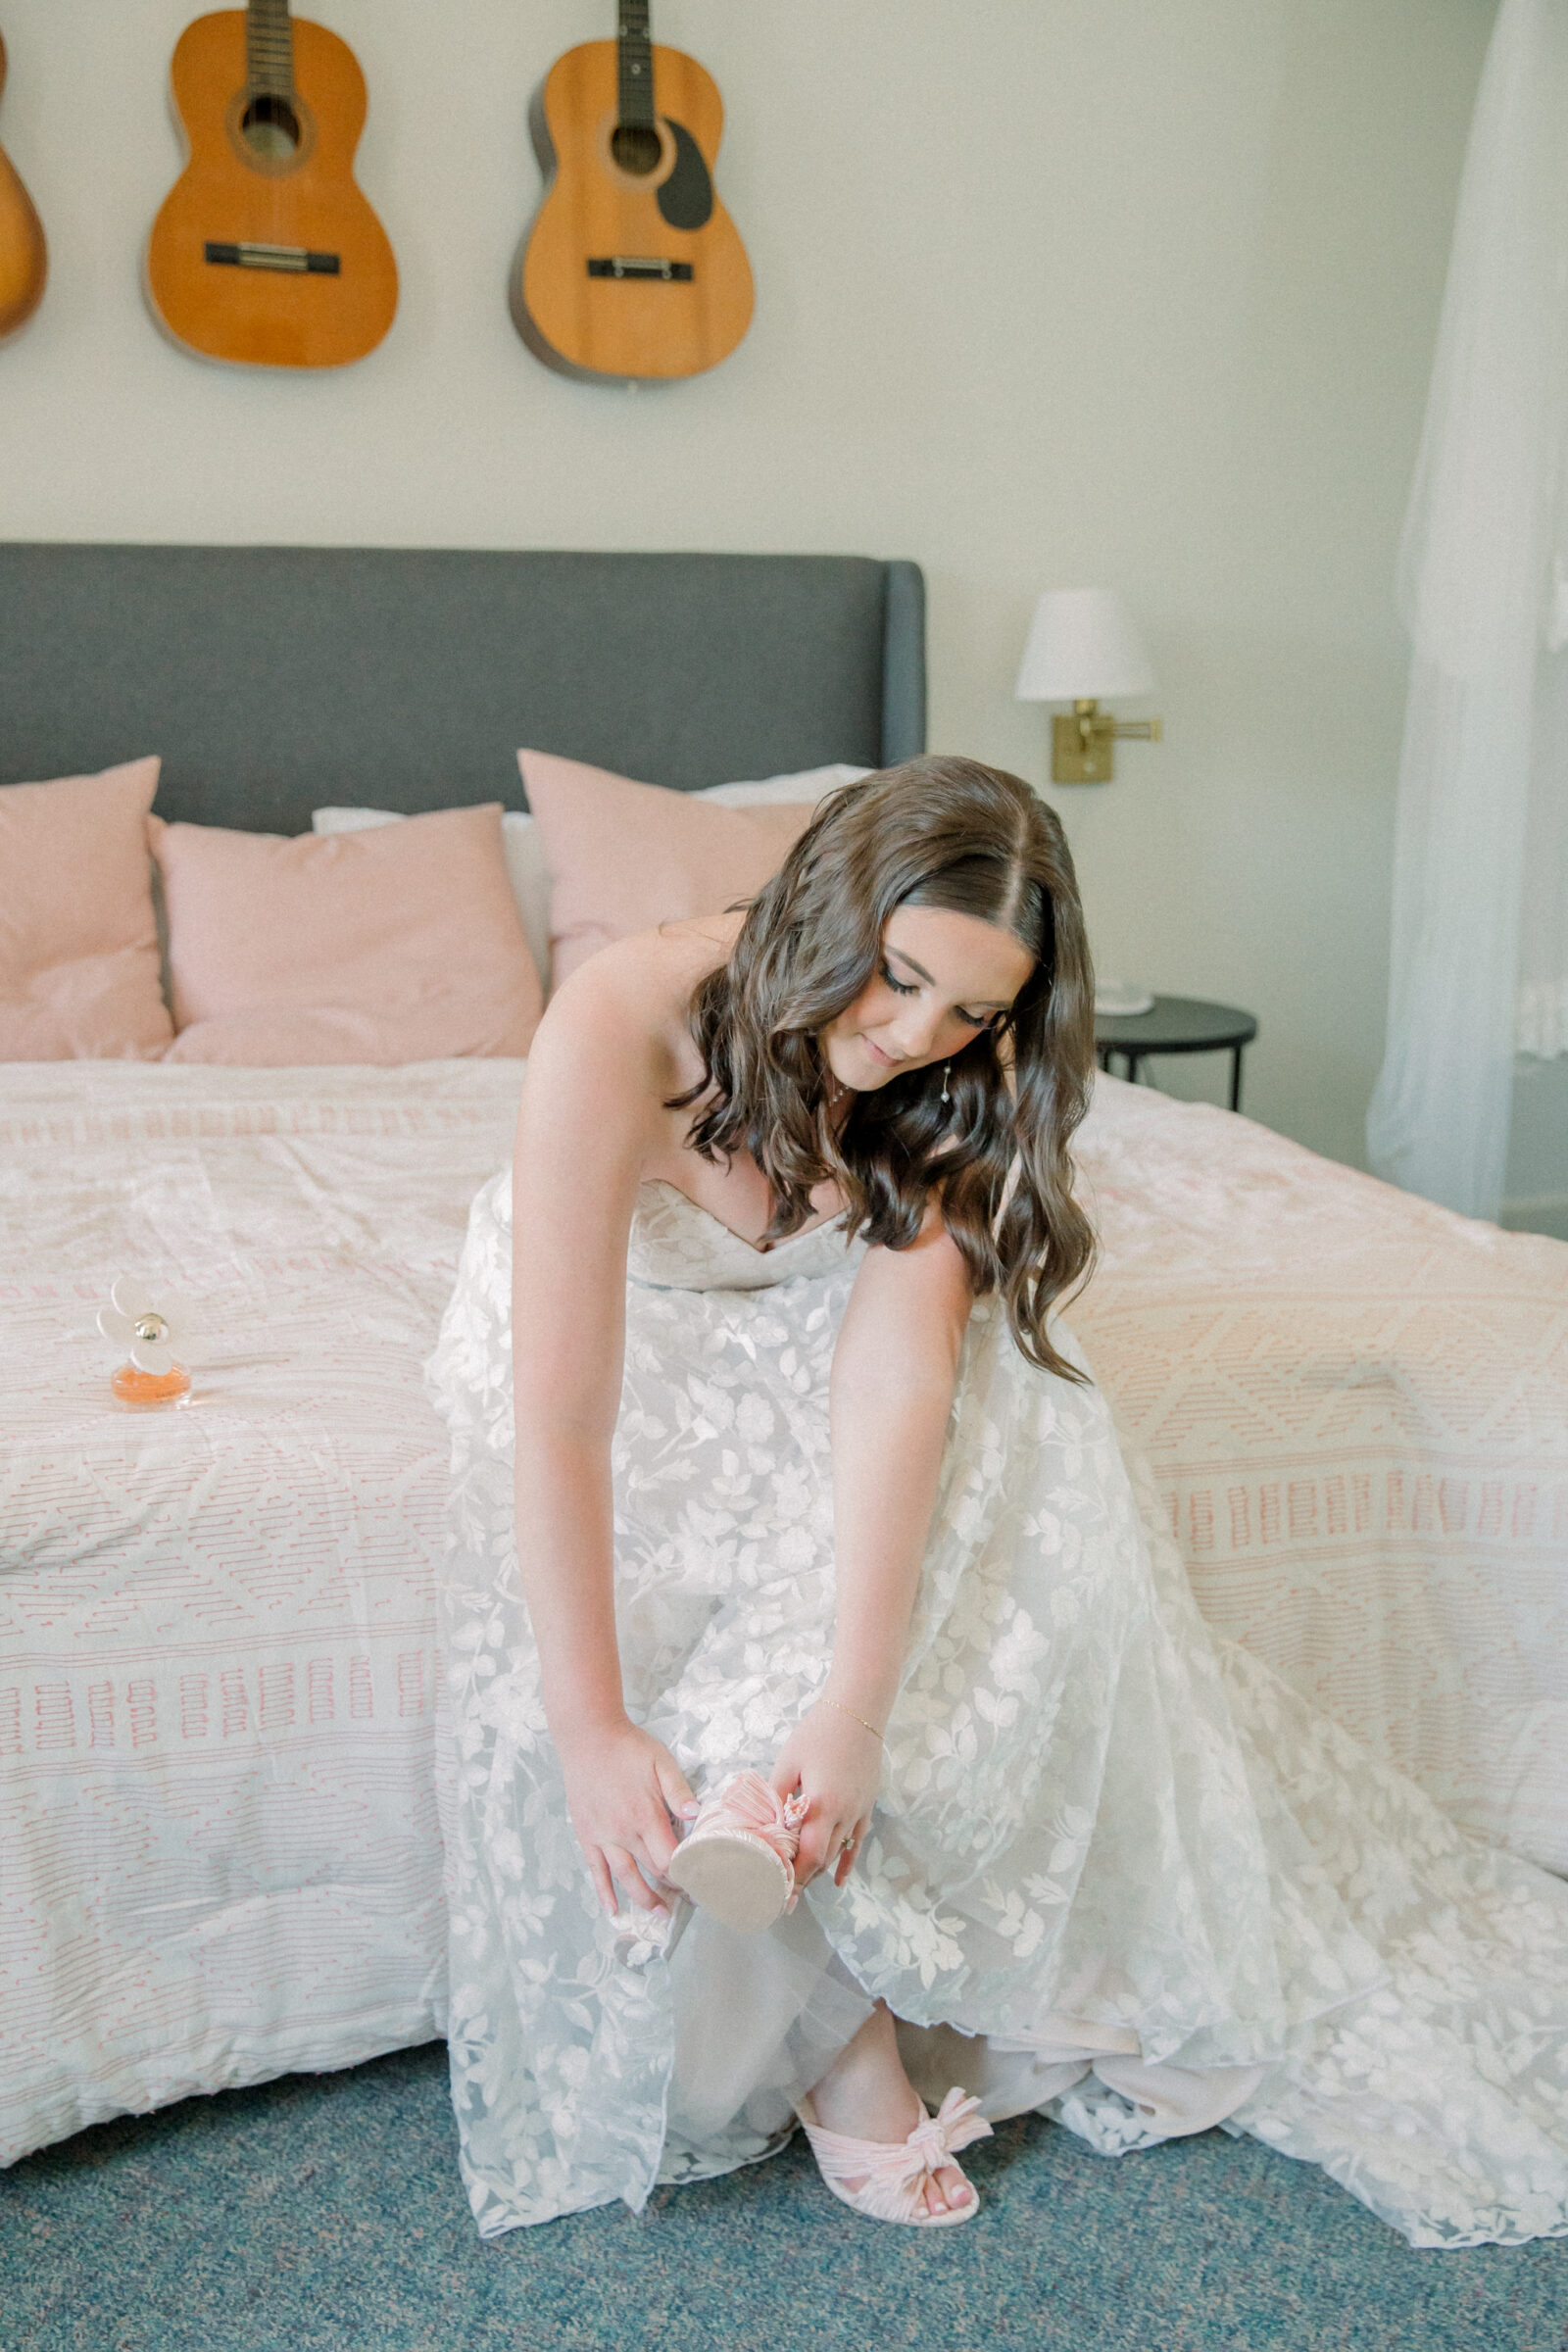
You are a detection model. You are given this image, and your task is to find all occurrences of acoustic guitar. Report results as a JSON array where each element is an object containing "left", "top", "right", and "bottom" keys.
[
  {"left": 0, "top": 33, "right": 47, "bottom": 343},
  {"left": 515, "top": 0, "right": 753, "bottom": 382},
  {"left": 145, "top": 1, "right": 396, "bottom": 369}
]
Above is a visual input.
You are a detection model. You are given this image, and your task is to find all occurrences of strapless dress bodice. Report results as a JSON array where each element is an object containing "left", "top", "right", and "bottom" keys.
[{"left": 627, "top": 1178, "right": 854, "bottom": 1292}]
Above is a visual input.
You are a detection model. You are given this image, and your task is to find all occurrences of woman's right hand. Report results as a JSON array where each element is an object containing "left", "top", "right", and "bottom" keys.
[{"left": 554, "top": 1716, "right": 699, "bottom": 1918}]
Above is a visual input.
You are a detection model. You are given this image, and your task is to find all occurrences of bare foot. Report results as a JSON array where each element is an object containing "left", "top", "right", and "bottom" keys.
[{"left": 806, "top": 2002, "right": 975, "bottom": 2219}]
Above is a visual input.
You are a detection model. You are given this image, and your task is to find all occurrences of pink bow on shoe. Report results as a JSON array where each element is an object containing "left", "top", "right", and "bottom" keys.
[
  {"left": 796, "top": 2085, "right": 994, "bottom": 2228},
  {"left": 711, "top": 1770, "right": 808, "bottom": 1860},
  {"left": 902, "top": 2089, "right": 994, "bottom": 2179}
]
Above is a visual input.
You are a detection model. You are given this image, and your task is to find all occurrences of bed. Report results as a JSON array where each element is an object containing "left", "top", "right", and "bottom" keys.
[{"left": 2, "top": 542, "right": 1564, "bottom": 2171}]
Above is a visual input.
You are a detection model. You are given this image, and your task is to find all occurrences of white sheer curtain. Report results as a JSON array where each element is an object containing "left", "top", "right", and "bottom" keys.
[{"left": 1366, "top": 0, "right": 1568, "bottom": 1217}]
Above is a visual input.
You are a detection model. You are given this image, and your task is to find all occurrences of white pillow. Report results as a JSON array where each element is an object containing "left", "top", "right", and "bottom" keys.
[
  {"left": 698, "top": 762, "right": 869, "bottom": 808},
  {"left": 314, "top": 767, "right": 867, "bottom": 997}
]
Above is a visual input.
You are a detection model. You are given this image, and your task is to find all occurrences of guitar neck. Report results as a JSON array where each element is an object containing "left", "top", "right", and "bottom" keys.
[
  {"left": 247, "top": 0, "right": 295, "bottom": 96},
  {"left": 617, "top": 0, "right": 655, "bottom": 128}
]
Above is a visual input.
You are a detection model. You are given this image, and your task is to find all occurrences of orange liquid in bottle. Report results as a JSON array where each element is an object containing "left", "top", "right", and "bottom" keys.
[{"left": 111, "top": 1362, "right": 191, "bottom": 1405}]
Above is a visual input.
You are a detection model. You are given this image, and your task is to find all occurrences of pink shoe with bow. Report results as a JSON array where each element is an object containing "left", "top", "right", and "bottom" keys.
[
  {"left": 666, "top": 1769, "right": 809, "bottom": 1934},
  {"left": 794, "top": 2085, "right": 994, "bottom": 2228}
]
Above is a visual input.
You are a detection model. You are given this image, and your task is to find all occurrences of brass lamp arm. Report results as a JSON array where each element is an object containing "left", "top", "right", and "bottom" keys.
[
  {"left": 1071, "top": 697, "right": 1162, "bottom": 747},
  {"left": 1053, "top": 698, "right": 1163, "bottom": 785}
]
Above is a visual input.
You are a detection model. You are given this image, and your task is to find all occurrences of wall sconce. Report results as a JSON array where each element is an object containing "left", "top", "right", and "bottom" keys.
[{"left": 1015, "top": 589, "right": 1162, "bottom": 784}]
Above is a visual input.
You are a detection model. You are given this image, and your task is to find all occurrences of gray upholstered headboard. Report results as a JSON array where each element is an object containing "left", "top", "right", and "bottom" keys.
[{"left": 0, "top": 545, "right": 925, "bottom": 834}]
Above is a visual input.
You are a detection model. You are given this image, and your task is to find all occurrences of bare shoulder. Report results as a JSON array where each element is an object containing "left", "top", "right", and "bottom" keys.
[{"left": 521, "top": 916, "right": 739, "bottom": 1127}]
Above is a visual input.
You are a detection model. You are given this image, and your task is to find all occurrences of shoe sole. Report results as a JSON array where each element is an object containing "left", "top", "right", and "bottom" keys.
[{"left": 666, "top": 1831, "right": 791, "bottom": 1934}]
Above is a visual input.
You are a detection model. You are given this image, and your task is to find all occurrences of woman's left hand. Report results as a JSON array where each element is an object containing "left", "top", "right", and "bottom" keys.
[{"left": 770, "top": 1697, "right": 884, "bottom": 1890}]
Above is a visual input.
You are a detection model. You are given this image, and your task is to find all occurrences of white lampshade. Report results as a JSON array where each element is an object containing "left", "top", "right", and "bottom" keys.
[{"left": 1014, "top": 589, "right": 1156, "bottom": 703}]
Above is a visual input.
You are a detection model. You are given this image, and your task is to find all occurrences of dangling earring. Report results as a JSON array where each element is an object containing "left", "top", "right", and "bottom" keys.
[{"left": 940, "top": 1060, "right": 952, "bottom": 1106}]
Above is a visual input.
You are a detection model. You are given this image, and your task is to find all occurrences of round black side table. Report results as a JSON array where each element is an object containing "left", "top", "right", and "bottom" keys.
[{"left": 1094, "top": 994, "right": 1258, "bottom": 1112}]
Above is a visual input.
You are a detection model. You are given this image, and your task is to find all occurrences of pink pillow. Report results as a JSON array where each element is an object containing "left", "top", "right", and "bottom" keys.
[
  {"left": 519, "top": 750, "right": 817, "bottom": 983},
  {"left": 0, "top": 757, "right": 172, "bottom": 1059},
  {"left": 154, "top": 803, "right": 543, "bottom": 1064}
]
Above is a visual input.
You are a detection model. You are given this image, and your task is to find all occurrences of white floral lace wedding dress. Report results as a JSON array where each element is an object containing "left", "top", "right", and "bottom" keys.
[{"left": 427, "top": 1173, "right": 1568, "bottom": 2247}]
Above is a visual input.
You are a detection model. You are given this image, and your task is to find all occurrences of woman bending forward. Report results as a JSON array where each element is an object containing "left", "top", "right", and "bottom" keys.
[{"left": 431, "top": 757, "right": 1568, "bottom": 2246}]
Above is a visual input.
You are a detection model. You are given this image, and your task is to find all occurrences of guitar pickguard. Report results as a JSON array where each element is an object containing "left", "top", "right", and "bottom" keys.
[{"left": 657, "top": 119, "right": 711, "bottom": 231}]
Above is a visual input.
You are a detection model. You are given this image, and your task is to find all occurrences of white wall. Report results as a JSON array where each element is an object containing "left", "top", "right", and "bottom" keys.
[{"left": 0, "top": 0, "right": 1493, "bottom": 1170}]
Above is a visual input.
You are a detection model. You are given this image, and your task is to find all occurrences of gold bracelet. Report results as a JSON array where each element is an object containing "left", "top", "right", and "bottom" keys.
[{"left": 822, "top": 1696, "right": 887, "bottom": 1750}]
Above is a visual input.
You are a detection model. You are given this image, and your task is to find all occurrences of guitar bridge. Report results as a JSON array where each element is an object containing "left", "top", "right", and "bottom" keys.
[
  {"left": 587, "top": 257, "right": 693, "bottom": 282},
  {"left": 205, "top": 240, "right": 341, "bottom": 275}
]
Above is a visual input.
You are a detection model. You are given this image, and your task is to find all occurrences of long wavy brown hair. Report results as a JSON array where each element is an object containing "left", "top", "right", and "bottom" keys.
[{"left": 670, "top": 756, "right": 1098, "bottom": 1380}]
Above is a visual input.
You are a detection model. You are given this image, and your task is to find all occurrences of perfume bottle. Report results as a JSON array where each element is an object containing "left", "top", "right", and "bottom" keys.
[{"left": 98, "top": 1279, "right": 191, "bottom": 1405}]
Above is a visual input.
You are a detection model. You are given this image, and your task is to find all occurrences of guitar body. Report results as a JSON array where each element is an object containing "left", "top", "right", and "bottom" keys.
[
  {"left": 146, "top": 11, "right": 396, "bottom": 369},
  {"left": 0, "top": 35, "right": 47, "bottom": 342},
  {"left": 517, "top": 39, "right": 752, "bottom": 381}
]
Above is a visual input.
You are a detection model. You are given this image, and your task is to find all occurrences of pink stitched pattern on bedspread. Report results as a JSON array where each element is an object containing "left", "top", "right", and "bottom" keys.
[
  {"left": 1072, "top": 1077, "right": 1568, "bottom": 1879},
  {"left": 0, "top": 1060, "right": 526, "bottom": 2165}
]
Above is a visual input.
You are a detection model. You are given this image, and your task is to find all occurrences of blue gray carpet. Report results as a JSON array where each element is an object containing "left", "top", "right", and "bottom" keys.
[{"left": 4, "top": 2043, "right": 1565, "bottom": 2352}]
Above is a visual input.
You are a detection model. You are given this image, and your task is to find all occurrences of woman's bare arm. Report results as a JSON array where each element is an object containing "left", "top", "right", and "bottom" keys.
[
  {"left": 826, "top": 1207, "right": 972, "bottom": 1721},
  {"left": 772, "top": 1205, "right": 974, "bottom": 1886},
  {"left": 510, "top": 954, "right": 697, "bottom": 1914}
]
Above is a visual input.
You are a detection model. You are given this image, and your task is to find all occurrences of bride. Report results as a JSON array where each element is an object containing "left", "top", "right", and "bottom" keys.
[{"left": 430, "top": 756, "right": 1568, "bottom": 2246}]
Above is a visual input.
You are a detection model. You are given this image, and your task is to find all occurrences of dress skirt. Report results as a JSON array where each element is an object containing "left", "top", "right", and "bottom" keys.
[{"left": 427, "top": 1171, "right": 1568, "bottom": 2246}]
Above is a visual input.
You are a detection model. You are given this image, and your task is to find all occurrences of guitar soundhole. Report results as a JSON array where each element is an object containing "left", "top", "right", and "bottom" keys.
[
  {"left": 240, "top": 92, "right": 303, "bottom": 163},
  {"left": 611, "top": 122, "right": 662, "bottom": 176}
]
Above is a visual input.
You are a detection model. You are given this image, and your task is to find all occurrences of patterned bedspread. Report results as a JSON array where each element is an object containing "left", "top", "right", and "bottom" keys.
[
  {"left": 1073, "top": 1079, "right": 1568, "bottom": 1879},
  {"left": 1, "top": 1059, "right": 1562, "bottom": 2166},
  {"left": 0, "top": 1060, "right": 525, "bottom": 2163}
]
